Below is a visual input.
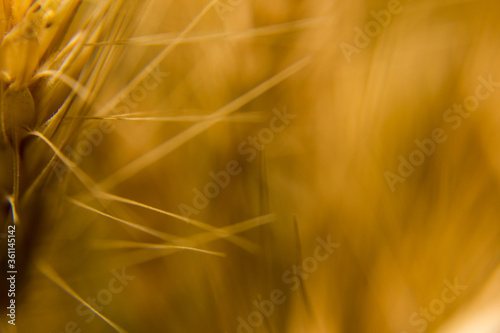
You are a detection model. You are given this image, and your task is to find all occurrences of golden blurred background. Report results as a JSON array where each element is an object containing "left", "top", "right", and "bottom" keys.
[{"left": 1, "top": 0, "right": 500, "bottom": 332}]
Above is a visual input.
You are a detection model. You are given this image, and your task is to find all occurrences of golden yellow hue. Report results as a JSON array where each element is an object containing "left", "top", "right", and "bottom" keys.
[{"left": 1, "top": 0, "right": 500, "bottom": 332}]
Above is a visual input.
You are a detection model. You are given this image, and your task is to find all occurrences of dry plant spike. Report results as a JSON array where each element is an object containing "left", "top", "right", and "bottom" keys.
[
  {"left": 0, "top": 0, "right": 60, "bottom": 89},
  {"left": 0, "top": 1, "right": 499, "bottom": 332}
]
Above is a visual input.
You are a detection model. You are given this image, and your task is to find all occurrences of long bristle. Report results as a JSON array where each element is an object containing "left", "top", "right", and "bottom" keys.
[{"left": 1, "top": 0, "right": 500, "bottom": 332}]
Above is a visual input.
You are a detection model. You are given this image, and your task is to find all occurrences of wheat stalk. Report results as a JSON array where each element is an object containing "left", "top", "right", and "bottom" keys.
[{"left": 1, "top": 0, "right": 500, "bottom": 333}]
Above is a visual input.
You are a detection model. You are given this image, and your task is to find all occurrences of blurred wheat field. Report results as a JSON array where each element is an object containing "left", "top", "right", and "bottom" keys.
[{"left": 1, "top": 0, "right": 500, "bottom": 332}]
